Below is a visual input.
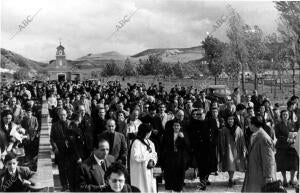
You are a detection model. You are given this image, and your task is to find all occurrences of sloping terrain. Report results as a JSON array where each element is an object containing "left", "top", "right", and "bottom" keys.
[{"left": 1, "top": 48, "right": 47, "bottom": 74}]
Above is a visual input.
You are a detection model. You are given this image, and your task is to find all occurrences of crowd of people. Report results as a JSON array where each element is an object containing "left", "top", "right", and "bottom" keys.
[
  {"left": 0, "top": 81, "right": 44, "bottom": 191},
  {"left": 0, "top": 79, "right": 299, "bottom": 192}
]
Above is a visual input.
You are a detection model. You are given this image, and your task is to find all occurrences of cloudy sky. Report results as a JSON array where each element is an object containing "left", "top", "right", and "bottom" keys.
[{"left": 1, "top": 0, "right": 280, "bottom": 62}]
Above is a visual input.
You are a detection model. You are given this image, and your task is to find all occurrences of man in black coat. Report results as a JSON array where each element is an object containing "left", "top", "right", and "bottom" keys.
[
  {"left": 93, "top": 107, "right": 107, "bottom": 145},
  {"left": 98, "top": 119, "right": 127, "bottom": 165},
  {"left": 251, "top": 90, "right": 260, "bottom": 113},
  {"left": 50, "top": 109, "right": 73, "bottom": 191},
  {"left": 140, "top": 105, "right": 163, "bottom": 147},
  {"left": 78, "top": 105, "right": 94, "bottom": 159},
  {"left": 205, "top": 107, "right": 221, "bottom": 179},
  {"left": 189, "top": 108, "right": 210, "bottom": 190},
  {"left": 193, "top": 91, "right": 211, "bottom": 113},
  {"left": 234, "top": 104, "right": 246, "bottom": 133},
  {"left": 79, "top": 139, "right": 115, "bottom": 192}
]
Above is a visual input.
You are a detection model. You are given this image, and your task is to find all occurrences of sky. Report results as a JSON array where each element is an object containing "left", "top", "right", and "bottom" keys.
[{"left": 1, "top": 0, "right": 280, "bottom": 62}]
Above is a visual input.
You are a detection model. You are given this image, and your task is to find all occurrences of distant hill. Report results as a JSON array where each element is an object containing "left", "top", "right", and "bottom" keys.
[
  {"left": 130, "top": 45, "right": 204, "bottom": 64},
  {"left": 75, "top": 51, "right": 127, "bottom": 68},
  {"left": 76, "top": 46, "right": 205, "bottom": 66},
  {"left": 77, "top": 51, "right": 127, "bottom": 61},
  {"left": 1, "top": 45, "right": 206, "bottom": 76},
  {"left": 1, "top": 48, "right": 47, "bottom": 74},
  {"left": 132, "top": 46, "right": 203, "bottom": 57}
]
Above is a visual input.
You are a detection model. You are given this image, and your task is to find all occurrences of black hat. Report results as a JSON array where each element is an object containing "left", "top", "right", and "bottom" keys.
[
  {"left": 291, "top": 95, "right": 299, "bottom": 101},
  {"left": 236, "top": 104, "right": 246, "bottom": 111},
  {"left": 1, "top": 110, "right": 13, "bottom": 118}
]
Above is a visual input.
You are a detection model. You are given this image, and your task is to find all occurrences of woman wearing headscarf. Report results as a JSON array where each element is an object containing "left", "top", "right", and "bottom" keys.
[{"left": 129, "top": 123, "right": 157, "bottom": 193}]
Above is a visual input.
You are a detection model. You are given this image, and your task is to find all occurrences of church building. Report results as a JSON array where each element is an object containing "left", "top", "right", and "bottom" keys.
[{"left": 46, "top": 42, "right": 85, "bottom": 81}]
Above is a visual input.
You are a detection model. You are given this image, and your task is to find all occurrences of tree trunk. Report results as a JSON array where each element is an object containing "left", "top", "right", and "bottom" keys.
[
  {"left": 292, "top": 64, "right": 295, "bottom": 96},
  {"left": 215, "top": 76, "right": 217, "bottom": 85},
  {"left": 274, "top": 79, "right": 277, "bottom": 99},
  {"left": 254, "top": 73, "right": 258, "bottom": 90}
]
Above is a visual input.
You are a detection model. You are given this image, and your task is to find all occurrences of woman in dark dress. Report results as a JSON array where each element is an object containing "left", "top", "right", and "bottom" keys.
[
  {"left": 275, "top": 110, "right": 299, "bottom": 187},
  {"left": 189, "top": 108, "right": 210, "bottom": 190},
  {"left": 161, "top": 119, "right": 187, "bottom": 192}
]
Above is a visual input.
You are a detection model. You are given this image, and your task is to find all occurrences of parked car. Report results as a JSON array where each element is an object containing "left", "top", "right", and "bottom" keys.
[{"left": 202, "top": 85, "right": 232, "bottom": 104}]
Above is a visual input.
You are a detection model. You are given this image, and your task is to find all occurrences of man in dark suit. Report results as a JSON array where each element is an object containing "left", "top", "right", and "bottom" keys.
[
  {"left": 79, "top": 139, "right": 115, "bottom": 192},
  {"left": 205, "top": 107, "right": 221, "bottom": 180},
  {"left": 78, "top": 105, "right": 94, "bottom": 159},
  {"left": 93, "top": 107, "right": 107, "bottom": 146},
  {"left": 98, "top": 119, "right": 127, "bottom": 165},
  {"left": 234, "top": 104, "right": 246, "bottom": 133},
  {"left": 50, "top": 109, "right": 72, "bottom": 191},
  {"left": 193, "top": 91, "right": 211, "bottom": 113},
  {"left": 140, "top": 105, "right": 164, "bottom": 166},
  {"left": 251, "top": 90, "right": 260, "bottom": 113}
]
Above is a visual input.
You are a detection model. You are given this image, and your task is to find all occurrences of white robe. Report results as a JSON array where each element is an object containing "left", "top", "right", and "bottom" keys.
[{"left": 130, "top": 139, "right": 157, "bottom": 193}]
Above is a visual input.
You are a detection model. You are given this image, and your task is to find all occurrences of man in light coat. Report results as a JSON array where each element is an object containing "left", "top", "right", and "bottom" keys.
[{"left": 242, "top": 116, "right": 277, "bottom": 192}]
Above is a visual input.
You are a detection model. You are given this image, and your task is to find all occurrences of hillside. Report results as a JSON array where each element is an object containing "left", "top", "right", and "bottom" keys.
[
  {"left": 130, "top": 45, "right": 204, "bottom": 63},
  {"left": 1, "top": 48, "right": 47, "bottom": 74},
  {"left": 77, "top": 51, "right": 127, "bottom": 61},
  {"left": 76, "top": 46, "right": 205, "bottom": 66},
  {"left": 1, "top": 45, "right": 206, "bottom": 75}
]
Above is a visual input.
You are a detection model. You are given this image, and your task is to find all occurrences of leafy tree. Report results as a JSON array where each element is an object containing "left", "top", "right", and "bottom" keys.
[
  {"left": 244, "top": 25, "right": 266, "bottom": 89},
  {"left": 265, "top": 33, "right": 284, "bottom": 89},
  {"left": 13, "top": 68, "right": 30, "bottom": 80},
  {"left": 222, "top": 44, "right": 240, "bottom": 85},
  {"left": 275, "top": 1, "right": 300, "bottom": 37},
  {"left": 102, "top": 59, "right": 121, "bottom": 76},
  {"left": 161, "top": 62, "right": 173, "bottom": 77},
  {"left": 173, "top": 61, "right": 184, "bottom": 78},
  {"left": 136, "top": 59, "right": 144, "bottom": 76},
  {"left": 137, "top": 55, "right": 162, "bottom": 76},
  {"left": 123, "top": 58, "right": 136, "bottom": 76},
  {"left": 227, "top": 10, "right": 248, "bottom": 92},
  {"left": 202, "top": 36, "right": 225, "bottom": 84},
  {"left": 275, "top": 1, "right": 300, "bottom": 94}
]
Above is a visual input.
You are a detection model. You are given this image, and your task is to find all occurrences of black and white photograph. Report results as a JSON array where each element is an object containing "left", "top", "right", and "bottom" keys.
[{"left": 1, "top": 0, "right": 300, "bottom": 192}]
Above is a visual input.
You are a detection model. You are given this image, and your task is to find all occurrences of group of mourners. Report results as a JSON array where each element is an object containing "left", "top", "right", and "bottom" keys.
[{"left": 0, "top": 79, "right": 299, "bottom": 192}]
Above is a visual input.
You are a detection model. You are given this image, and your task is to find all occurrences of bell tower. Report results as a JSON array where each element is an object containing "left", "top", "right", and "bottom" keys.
[{"left": 55, "top": 39, "right": 66, "bottom": 67}]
